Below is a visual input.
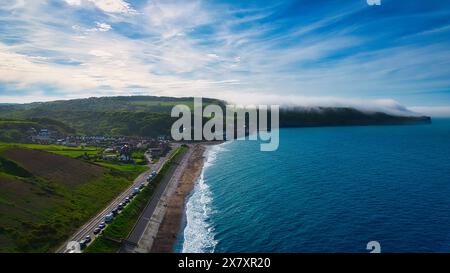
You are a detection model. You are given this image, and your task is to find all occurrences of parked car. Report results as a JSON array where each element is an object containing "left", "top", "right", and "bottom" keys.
[
  {"left": 99, "top": 222, "right": 106, "bottom": 229},
  {"left": 93, "top": 228, "right": 101, "bottom": 235},
  {"left": 85, "top": 235, "right": 92, "bottom": 243},
  {"left": 118, "top": 203, "right": 124, "bottom": 210},
  {"left": 133, "top": 187, "right": 140, "bottom": 194},
  {"left": 79, "top": 240, "right": 87, "bottom": 250},
  {"left": 105, "top": 213, "right": 114, "bottom": 223}
]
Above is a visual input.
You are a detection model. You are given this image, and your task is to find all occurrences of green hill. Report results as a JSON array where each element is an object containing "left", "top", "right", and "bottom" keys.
[
  {"left": 0, "top": 96, "right": 223, "bottom": 137},
  {"left": 279, "top": 107, "right": 431, "bottom": 127},
  {"left": 0, "top": 96, "right": 431, "bottom": 140},
  {"left": 0, "top": 118, "right": 76, "bottom": 143}
]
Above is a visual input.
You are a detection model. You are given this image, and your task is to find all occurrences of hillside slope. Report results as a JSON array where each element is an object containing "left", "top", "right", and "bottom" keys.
[
  {"left": 279, "top": 107, "right": 431, "bottom": 127},
  {"left": 0, "top": 96, "right": 223, "bottom": 137},
  {"left": 0, "top": 144, "right": 144, "bottom": 252},
  {"left": 0, "top": 118, "right": 76, "bottom": 143},
  {"left": 4, "top": 148, "right": 104, "bottom": 186}
]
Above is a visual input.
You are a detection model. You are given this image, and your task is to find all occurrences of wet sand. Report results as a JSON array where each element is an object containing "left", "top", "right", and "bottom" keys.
[{"left": 150, "top": 144, "right": 206, "bottom": 252}]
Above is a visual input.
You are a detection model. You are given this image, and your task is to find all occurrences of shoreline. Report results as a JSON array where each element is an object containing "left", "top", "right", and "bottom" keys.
[{"left": 150, "top": 144, "right": 208, "bottom": 252}]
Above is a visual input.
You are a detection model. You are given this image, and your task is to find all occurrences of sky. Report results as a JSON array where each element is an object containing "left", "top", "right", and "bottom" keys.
[{"left": 0, "top": 0, "right": 450, "bottom": 116}]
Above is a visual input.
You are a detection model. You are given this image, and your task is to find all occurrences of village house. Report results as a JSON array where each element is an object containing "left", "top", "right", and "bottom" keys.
[{"left": 31, "top": 128, "right": 53, "bottom": 144}]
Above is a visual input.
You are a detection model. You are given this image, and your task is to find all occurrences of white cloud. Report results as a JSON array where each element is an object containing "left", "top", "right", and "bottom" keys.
[
  {"left": 72, "top": 22, "right": 112, "bottom": 33},
  {"left": 222, "top": 92, "right": 417, "bottom": 116},
  {"left": 409, "top": 106, "right": 450, "bottom": 117},
  {"left": 89, "top": 0, "right": 135, "bottom": 14},
  {"left": 95, "top": 22, "right": 112, "bottom": 32},
  {"left": 64, "top": 0, "right": 82, "bottom": 6},
  {"left": 64, "top": 0, "right": 136, "bottom": 14},
  {"left": 2, "top": 0, "right": 26, "bottom": 10},
  {"left": 142, "top": 0, "right": 211, "bottom": 38},
  {"left": 88, "top": 49, "right": 113, "bottom": 57}
]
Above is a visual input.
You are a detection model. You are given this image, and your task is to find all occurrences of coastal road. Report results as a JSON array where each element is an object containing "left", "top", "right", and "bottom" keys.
[
  {"left": 120, "top": 145, "right": 193, "bottom": 253},
  {"left": 56, "top": 146, "right": 175, "bottom": 253}
]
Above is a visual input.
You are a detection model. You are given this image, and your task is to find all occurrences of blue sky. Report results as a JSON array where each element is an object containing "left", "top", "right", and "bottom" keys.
[{"left": 0, "top": 0, "right": 450, "bottom": 115}]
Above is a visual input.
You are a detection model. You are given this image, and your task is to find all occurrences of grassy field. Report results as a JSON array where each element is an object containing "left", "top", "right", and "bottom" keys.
[
  {"left": 0, "top": 143, "right": 100, "bottom": 158},
  {"left": 94, "top": 162, "right": 148, "bottom": 179},
  {"left": 0, "top": 142, "right": 148, "bottom": 253},
  {"left": 85, "top": 145, "right": 188, "bottom": 253}
]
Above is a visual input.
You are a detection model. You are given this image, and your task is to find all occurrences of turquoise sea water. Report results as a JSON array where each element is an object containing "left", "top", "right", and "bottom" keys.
[{"left": 175, "top": 119, "right": 450, "bottom": 253}]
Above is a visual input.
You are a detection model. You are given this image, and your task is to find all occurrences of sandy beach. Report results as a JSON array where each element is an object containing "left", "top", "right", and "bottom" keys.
[{"left": 150, "top": 144, "right": 206, "bottom": 252}]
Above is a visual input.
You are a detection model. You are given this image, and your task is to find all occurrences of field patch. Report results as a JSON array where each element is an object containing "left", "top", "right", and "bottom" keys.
[
  {"left": 0, "top": 156, "right": 32, "bottom": 178},
  {"left": 3, "top": 148, "right": 105, "bottom": 187}
]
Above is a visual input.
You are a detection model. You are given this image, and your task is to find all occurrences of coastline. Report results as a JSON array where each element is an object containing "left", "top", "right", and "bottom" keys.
[{"left": 150, "top": 144, "right": 207, "bottom": 252}]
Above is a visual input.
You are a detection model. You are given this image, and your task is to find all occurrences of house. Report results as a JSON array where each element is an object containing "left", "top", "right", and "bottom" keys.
[
  {"left": 118, "top": 154, "right": 131, "bottom": 162},
  {"left": 119, "top": 144, "right": 133, "bottom": 162},
  {"left": 32, "top": 129, "right": 53, "bottom": 143},
  {"left": 104, "top": 147, "right": 115, "bottom": 153},
  {"left": 136, "top": 142, "right": 146, "bottom": 149},
  {"left": 157, "top": 135, "right": 167, "bottom": 141}
]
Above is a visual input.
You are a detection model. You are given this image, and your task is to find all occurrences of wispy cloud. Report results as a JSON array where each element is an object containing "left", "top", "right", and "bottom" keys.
[
  {"left": 0, "top": 0, "right": 449, "bottom": 112},
  {"left": 64, "top": 0, "right": 136, "bottom": 14}
]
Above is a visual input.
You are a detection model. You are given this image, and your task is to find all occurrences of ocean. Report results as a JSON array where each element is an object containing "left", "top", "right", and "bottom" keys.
[{"left": 175, "top": 119, "right": 450, "bottom": 253}]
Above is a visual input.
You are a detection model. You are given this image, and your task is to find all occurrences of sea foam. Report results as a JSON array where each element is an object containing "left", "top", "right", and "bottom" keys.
[{"left": 181, "top": 143, "right": 229, "bottom": 253}]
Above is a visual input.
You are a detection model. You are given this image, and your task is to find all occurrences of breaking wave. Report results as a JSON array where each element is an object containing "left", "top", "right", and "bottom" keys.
[{"left": 181, "top": 143, "right": 229, "bottom": 253}]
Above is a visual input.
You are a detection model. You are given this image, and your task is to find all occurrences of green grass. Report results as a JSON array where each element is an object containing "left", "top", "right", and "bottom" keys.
[
  {"left": 131, "top": 150, "right": 146, "bottom": 165},
  {"left": 0, "top": 142, "right": 150, "bottom": 253},
  {"left": 0, "top": 143, "right": 100, "bottom": 158},
  {"left": 84, "top": 145, "right": 188, "bottom": 253},
  {"left": 82, "top": 237, "right": 122, "bottom": 253},
  {"left": 94, "top": 161, "right": 148, "bottom": 174}
]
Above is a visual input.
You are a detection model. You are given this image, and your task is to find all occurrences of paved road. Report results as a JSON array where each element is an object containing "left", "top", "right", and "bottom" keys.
[
  {"left": 120, "top": 145, "right": 192, "bottom": 253},
  {"left": 56, "top": 147, "right": 174, "bottom": 253}
]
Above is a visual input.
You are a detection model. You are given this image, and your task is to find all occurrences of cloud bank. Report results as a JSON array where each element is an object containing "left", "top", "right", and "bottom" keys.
[{"left": 223, "top": 93, "right": 419, "bottom": 116}]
